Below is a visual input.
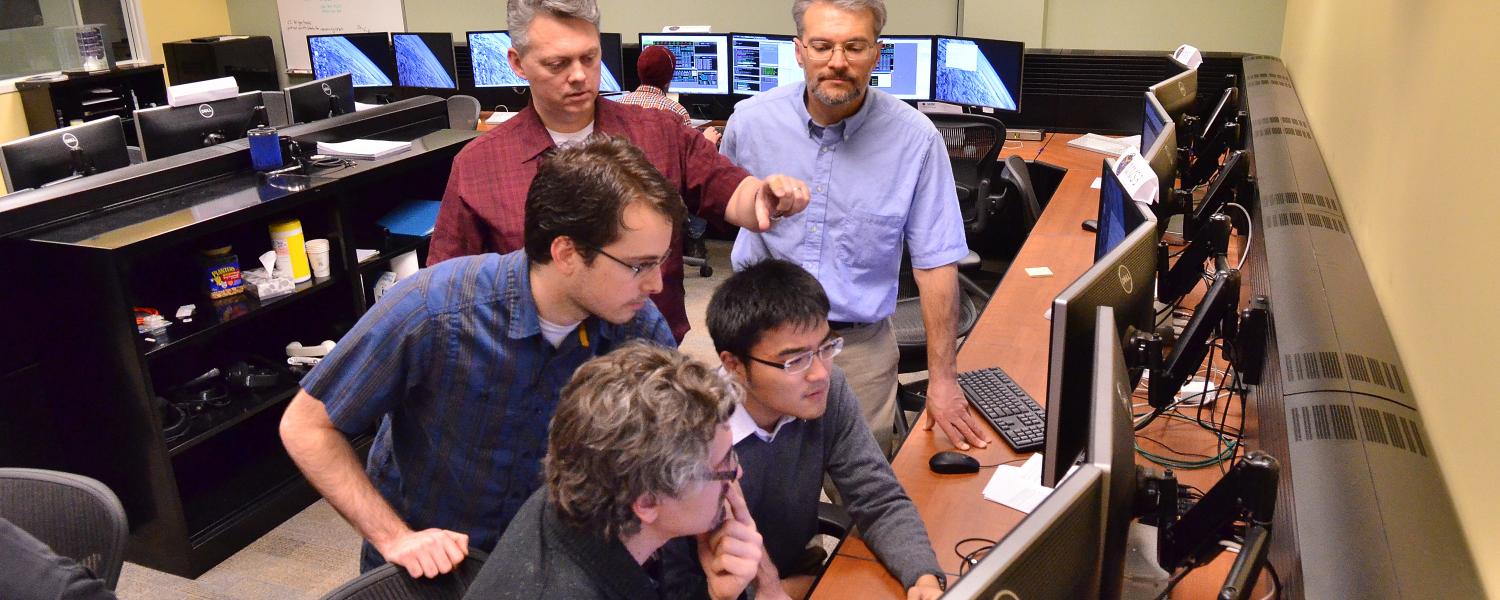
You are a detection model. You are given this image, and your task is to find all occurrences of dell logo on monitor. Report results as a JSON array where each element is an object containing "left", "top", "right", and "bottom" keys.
[
  {"left": 321, "top": 82, "right": 333, "bottom": 96},
  {"left": 1117, "top": 265, "right": 1134, "bottom": 294},
  {"left": 61, "top": 133, "right": 79, "bottom": 150},
  {"left": 989, "top": 591, "right": 1021, "bottom": 600},
  {"left": 199, "top": 104, "right": 215, "bottom": 119}
]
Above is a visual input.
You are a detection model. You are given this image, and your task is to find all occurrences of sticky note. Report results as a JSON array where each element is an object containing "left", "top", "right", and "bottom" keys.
[{"left": 1025, "top": 267, "right": 1054, "bottom": 278}]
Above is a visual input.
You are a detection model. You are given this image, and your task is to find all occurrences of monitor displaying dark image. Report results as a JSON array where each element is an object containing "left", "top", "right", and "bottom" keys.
[
  {"left": 934, "top": 36, "right": 1023, "bottom": 111},
  {"left": 0, "top": 116, "right": 129, "bottom": 192},
  {"left": 393, "top": 32, "right": 457, "bottom": 89},
  {"left": 467, "top": 31, "right": 528, "bottom": 87},
  {"left": 639, "top": 33, "right": 730, "bottom": 95},
  {"left": 134, "top": 91, "right": 266, "bottom": 161},
  {"left": 599, "top": 33, "right": 623, "bottom": 92},
  {"left": 872, "top": 35, "right": 932, "bottom": 100},
  {"left": 308, "top": 33, "right": 395, "bottom": 88},
  {"left": 285, "top": 73, "right": 356, "bottom": 125},
  {"left": 730, "top": 33, "right": 804, "bottom": 95}
]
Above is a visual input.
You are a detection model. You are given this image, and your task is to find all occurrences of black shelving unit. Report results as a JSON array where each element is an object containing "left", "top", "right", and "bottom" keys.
[
  {"left": 2, "top": 98, "right": 474, "bottom": 577},
  {"left": 15, "top": 64, "right": 168, "bottom": 146}
]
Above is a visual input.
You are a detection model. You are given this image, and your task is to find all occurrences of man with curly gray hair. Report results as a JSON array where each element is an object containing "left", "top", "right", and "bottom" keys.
[{"left": 465, "top": 343, "right": 764, "bottom": 599}]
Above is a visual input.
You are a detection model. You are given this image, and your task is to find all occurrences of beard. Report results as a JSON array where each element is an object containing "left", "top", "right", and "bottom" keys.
[{"left": 809, "top": 73, "right": 865, "bottom": 106}]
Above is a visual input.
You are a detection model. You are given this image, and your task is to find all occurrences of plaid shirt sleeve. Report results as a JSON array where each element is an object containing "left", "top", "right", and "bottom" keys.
[
  {"left": 429, "top": 154, "right": 488, "bottom": 266},
  {"left": 300, "top": 274, "right": 435, "bottom": 434}
]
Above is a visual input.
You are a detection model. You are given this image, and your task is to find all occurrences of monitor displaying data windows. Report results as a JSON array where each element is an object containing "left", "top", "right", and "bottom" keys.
[
  {"left": 639, "top": 33, "right": 730, "bottom": 95},
  {"left": 467, "top": 31, "right": 528, "bottom": 87},
  {"left": 730, "top": 33, "right": 804, "bottom": 95},
  {"left": 871, "top": 35, "right": 932, "bottom": 100},
  {"left": 599, "top": 33, "right": 624, "bottom": 92},
  {"left": 308, "top": 33, "right": 395, "bottom": 88},
  {"left": 1142, "top": 92, "right": 1171, "bottom": 156},
  {"left": 393, "top": 32, "right": 457, "bottom": 89},
  {"left": 934, "top": 36, "right": 1023, "bottom": 111}
]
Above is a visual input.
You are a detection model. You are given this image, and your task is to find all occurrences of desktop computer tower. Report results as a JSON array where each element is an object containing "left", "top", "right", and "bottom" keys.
[{"left": 163, "top": 36, "right": 279, "bottom": 92}]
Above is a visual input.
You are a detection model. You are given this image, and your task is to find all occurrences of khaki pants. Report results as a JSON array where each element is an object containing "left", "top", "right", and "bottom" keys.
[{"left": 831, "top": 319, "right": 899, "bottom": 456}]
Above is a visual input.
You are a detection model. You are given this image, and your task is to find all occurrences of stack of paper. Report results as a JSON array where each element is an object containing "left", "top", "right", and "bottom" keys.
[
  {"left": 316, "top": 139, "right": 411, "bottom": 160},
  {"left": 981, "top": 453, "right": 1078, "bottom": 514}
]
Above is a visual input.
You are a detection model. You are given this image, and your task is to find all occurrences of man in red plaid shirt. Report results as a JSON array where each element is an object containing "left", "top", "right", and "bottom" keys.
[{"left": 431, "top": 0, "right": 809, "bottom": 342}]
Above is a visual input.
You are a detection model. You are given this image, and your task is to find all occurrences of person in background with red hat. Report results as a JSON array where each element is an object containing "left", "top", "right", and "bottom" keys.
[{"left": 618, "top": 45, "right": 694, "bottom": 127}]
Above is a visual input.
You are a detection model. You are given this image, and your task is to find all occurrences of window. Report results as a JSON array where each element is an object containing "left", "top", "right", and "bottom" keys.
[{"left": 0, "top": 0, "right": 147, "bottom": 82}]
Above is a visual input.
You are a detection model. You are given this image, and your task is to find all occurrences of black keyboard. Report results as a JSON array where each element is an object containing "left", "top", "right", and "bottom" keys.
[{"left": 958, "top": 367, "right": 1046, "bottom": 452}]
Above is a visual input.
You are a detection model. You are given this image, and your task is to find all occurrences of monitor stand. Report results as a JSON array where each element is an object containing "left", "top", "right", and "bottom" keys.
[{"left": 1121, "top": 522, "right": 1172, "bottom": 600}]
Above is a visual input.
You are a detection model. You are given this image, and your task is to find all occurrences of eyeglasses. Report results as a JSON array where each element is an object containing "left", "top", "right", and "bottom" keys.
[
  {"left": 701, "top": 449, "right": 739, "bottom": 482},
  {"left": 798, "top": 38, "right": 876, "bottom": 63},
  {"left": 592, "top": 247, "right": 670, "bottom": 278},
  {"left": 747, "top": 335, "right": 844, "bottom": 375}
]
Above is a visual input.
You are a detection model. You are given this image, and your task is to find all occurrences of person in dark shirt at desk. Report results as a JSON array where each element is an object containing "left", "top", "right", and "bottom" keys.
[
  {"left": 464, "top": 343, "right": 762, "bottom": 600},
  {"left": 429, "top": 0, "right": 810, "bottom": 343},
  {"left": 280, "top": 137, "right": 681, "bottom": 578},
  {"left": 0, "top": 518, "right": 117, "bottom": 600},
  {"left": 663, "top": 259, "right": 945, "bottom": 600}
]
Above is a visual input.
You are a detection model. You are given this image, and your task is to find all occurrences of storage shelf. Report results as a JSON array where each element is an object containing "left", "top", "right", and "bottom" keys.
[
  {"left": 356, "top": 234, "right": 429, "bottom": 275},
  {"left": 167, "top": 383, "right": 298, "bottom": 457},
  {"left": 141, "top": 276, "right": 341, "bottom": 361}
]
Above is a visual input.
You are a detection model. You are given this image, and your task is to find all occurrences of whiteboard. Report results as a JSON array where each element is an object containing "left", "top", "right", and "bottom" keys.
[{"left": 276, "top": 0, "right": 407, "bottom": 73}]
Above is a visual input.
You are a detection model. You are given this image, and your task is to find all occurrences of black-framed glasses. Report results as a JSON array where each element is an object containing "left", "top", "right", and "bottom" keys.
[
  {"left": 701, "top": 449, "right": 739, "bottom": 482},
  {"left": 747, "top": 335, "right": 844, "bottom": 375},
  {"left": 592, "top": 246, "right": 671, "bottom": 278},
  {"left": 797, "top": 38, "right": 876, "bottom": 63}
]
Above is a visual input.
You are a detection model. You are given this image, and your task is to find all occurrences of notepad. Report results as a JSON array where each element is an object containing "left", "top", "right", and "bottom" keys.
[
  {"left": 316, "top": 139, "right": 411, "bottom": 160},
  {"left": 486, "top": 112, "right": 519, "bottom": 124}
]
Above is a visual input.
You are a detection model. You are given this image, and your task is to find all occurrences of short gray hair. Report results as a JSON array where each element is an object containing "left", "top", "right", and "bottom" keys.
[
  {"left": 545, "top": 343, "right": 736, "bottom": 541},
  {"left": 507, "top": 0, "right": 602, "bottom": 53},
  {"left": 792, "top": 0, "right": 886, "bottom": 38}
]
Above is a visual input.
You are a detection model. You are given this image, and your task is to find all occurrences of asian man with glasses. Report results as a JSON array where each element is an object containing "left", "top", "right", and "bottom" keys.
[{"left": 665, "top": 259, "right": 944, "bottom": 599}]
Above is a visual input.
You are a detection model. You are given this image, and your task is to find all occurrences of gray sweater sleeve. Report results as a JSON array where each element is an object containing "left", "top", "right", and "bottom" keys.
[{"left": 823, "top": 368, "right": 943, "bottom": 589}]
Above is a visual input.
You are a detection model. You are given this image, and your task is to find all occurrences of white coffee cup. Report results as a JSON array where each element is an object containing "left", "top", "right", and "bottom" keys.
[
  {"left": 390, "top": 250, "right": 420, "bottom": 280},
  {"left": 304, "top": 238, "right": 332, "bottom": 278}
]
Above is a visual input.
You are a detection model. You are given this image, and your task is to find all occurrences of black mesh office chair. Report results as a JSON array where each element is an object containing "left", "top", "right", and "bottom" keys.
[
  {"left": 926, "top": 112, "right": 1007, "bottom": 235},
  {"left": 0, "top": 468, "right": 128, "bottom": 590},
  {"left": 320, "top": 549, "right": 489, "bottom": 600}
]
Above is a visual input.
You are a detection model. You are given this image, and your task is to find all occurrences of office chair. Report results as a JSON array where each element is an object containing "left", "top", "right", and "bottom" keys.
[
  {"left": 925, "top": 112, "right": 1007, "bottom": 235},
  {"left": 320, "top": 549, "right": 489, "bottom": 600},
  {"left": 446, "top": 95, "right": 482, "bottom": 131},
  {"left": 0, "top": 468, "right": 128, "bottom": 590}
]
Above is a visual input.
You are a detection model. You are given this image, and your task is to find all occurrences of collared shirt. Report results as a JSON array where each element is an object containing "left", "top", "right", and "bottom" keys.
[
  {"left": 722, "top": 82, "right": 968, "bottom": 324},
  {"left": 301, "top": 251, "right": 674, "bottom": 560},
  {"left": 429, "top": 100, "right": 750, "bottom": 341},
  {"left": 614, "top": 85, "right": 692, "bottom": 124},
  {"left": 727, "top": 397, "right": 796, "bottom": 444}
]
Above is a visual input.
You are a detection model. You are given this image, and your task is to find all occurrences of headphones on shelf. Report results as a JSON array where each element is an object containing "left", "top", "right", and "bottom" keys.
[
  {"left": 158, "top": 395, "right": 189, "bottom": 443},
  {"left": 286, "top": 340, "right": 337, "bottom": 358}
]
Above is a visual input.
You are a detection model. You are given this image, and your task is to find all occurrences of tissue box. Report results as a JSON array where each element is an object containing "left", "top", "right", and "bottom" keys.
[
  {"left": 242, "top": 268, "right": 295, "bottom": 301},
  {"left": 168, "top": 76, "right": 239, "bottom": 107}
]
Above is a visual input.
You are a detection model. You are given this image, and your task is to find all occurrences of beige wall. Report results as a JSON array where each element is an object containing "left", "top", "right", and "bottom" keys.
[
  {"left": 136, "top": 0, "right": 233, "bottom": 83},
  {"left": 1281, "top": 0, "right": 1500, "bottom": 593},
  {"left": 963, "top": 0, "right": 1285, "bottom": 54}
]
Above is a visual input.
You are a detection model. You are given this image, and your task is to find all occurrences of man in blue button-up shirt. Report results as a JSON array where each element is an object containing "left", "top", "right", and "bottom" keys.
[
  {"left": 279, "top": 137, "right": 680, "bottom": 579},
  {"left": 722, "top": 0, "right": 992, "bottom": 455}
]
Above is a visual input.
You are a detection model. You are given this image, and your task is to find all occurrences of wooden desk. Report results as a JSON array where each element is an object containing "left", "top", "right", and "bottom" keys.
[{"left": 811, "top": 134, "right": 1266, "bottom": 598}]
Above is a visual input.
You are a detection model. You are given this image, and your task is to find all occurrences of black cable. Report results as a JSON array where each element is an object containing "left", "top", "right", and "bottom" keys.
[
  {"left": 953, "top": 537, "right": 995, "bottom": 576},
  {"left": 978, "top": 457, "right": 1030, "bottom": 469},
  {"left": 1137, "top": 432, "right": 1220, "bottom": 461},
  {"left": 1265, "top": 560, "right": 1282, "bottom": 599}
]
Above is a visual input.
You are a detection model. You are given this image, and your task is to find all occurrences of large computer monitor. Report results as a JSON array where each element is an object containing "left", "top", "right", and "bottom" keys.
[
  {"left": 0, "top": 116, "right": 130, "bottom": 192},
  {"left": 285, "top": 73, "right": 357, "bottom": 125},
  {"left": 467, "top": 31, "right": 528, "bottom": 87},
  {"left": 872, "top": 35, "right": 932, "bottom": 100},
  {"left": 135, "top": 91, "right": 266, "bottom": 161},
  {"left": 1043, "top": 194, "right": 1157, "bottom": 488},
  {"left": 392, "top": 32, "right": 457, "bottom": 90},
  {"left": 933, "top": 35, "right": 1023, "bottom": 111},
  {"left": 1093, "top": 158, "right": 1148, "bottom": 261},
  {"left": 308, "top": 33, "right": 395, "bottom": 88},
  {"left": 730, "top": 33, "right": 804, "bottom": 95},
  {"left": 1149, "top": 67, "right": 1198, "bottom": 129},
  {"left": 1143, "top": 117, "right": 1179, "bottom": 230},
  {"left": 599, "top": 33, "right": 624, "bottom": 92},
  {"left": 639, "top": 33, "right": 730, "bottom": 95},
  {"left": 1089, "top": 306, "right": 1141, "bottom": 600},
  {"left": 1142, "top": 92, "right": 1171, "bottom": 155}
]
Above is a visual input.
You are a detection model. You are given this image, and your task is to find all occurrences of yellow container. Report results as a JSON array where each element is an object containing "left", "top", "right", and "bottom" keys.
[{"left": 268, "top": 219, "right": 312, "bottom": 283}]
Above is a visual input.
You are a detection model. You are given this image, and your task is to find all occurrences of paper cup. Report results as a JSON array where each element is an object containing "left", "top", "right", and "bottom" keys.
[
  {"left": 390, "top": 250, "right": 419, "bottom": 280},
  {"left": 304, "top": 238, "right": 331, "bottom": 278}
]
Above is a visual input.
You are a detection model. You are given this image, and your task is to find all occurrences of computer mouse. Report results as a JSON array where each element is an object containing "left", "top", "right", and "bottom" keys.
[{"left": 928, "top": 451, "right": 981, "bottom": 475}]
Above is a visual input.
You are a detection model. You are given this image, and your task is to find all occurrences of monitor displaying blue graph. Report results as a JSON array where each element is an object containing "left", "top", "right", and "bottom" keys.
[
  {"left": 640, "top": 33, "right": 730, "bottom": 95},
  {"left": 599, "top": 33, "right": 623, "bottom": 92},
  {"left": 872, "top": 36, "right": 932, "bottom": 100},
  {"left": 934, "top": 36, "right": 1023, "bottom": 111},
  {"left": 1094, "top": 157, "right": 1147, "bottom": 262},
  {"left": 1142, "top": 93, "right": 1170, "bottom": 152},
  {"left": 467, "top": 31, "right": 528, "bottom": 87},
  {"left": 393, "top": 33, "right": 457, "bottom": 89},
  {"left": 730, "top": 33, "right": 804, "bottom": 95},
  {"left": 309, "top": 33, "right": 395, "bottom": 88}
]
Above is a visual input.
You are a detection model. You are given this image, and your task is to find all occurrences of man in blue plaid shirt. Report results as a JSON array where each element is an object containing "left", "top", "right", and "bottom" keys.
[{"left": 280, "top": 136, "right": 682, "bottom": 579}]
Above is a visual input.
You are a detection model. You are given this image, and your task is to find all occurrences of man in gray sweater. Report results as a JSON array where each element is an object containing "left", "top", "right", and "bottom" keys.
[{"left": 702, "top": 259, "right": 945, "bottom": 599}]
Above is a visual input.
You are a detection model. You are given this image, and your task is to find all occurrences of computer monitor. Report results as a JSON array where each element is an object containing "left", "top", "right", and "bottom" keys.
[
  {"left": 1143, "top": 118, "right": 1179, "bottom": 230},
  {"left": 1184, "top": 86, "right": 1241, "bottom": 188},
  {"left": 730, "top": 33, "right": 804, "bottom": 95},
  {"left": 392, "top": 32, "right": 457, "bottom": 90},
  {"left": 1093, "top": 158, "right": 1146, "bottom": 262},
  {"left": 1043, "top": 196, "right": 1157, "bottom": 488},
  {"left": 933, "top": 35, "right": 1023, "bottom": 112},
  {"left": 308, "top": 33, "right": 395, "bottom": 88},
  {"left": 1149, "top": 67, "right": 1198, "bottom": 130},
  {"left": 0, "top": 116, "right": 130, "bottom": 192},
  {"left": 872, "top": 35, "right": 932, "bottom": 100},
  {"left": 599, "top": 33, "right": 623, "bottom": 92},
  {"left": 284, "top": 73, "right": 357, "bottom": 125},
  {"left": 639, "top": 33, "right": 730, "bottom": 95},
  {"left": 467, "top": 31, "right": 528, "bottom": 87},
  {"left": 134, "top": 91, "right": 266, "bottom": 161},
  {"left": 1090, "top": 306, "right": 1141, "bottom": 600},
  {"left": 1142, "top": 92, "right": 1171, "bottom": 155}
]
